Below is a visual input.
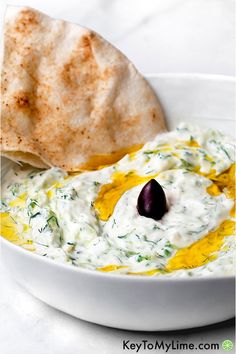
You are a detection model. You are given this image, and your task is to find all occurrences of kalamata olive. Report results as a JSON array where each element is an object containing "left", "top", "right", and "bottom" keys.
[{"left": 137, "top": 179, "right": 168, "bottom": 220}]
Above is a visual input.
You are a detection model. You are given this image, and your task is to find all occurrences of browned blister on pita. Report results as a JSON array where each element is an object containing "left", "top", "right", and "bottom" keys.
[{"left": 1, "top": 6, "right": 166, "bottom": 171}]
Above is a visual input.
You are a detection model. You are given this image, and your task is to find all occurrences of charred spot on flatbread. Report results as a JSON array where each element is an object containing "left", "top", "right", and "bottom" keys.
[{"left": 1, "top": 6, "right": 166, "bottom": 171}]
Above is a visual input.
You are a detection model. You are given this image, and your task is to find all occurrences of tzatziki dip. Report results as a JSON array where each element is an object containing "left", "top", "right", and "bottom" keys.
[{"left": 1, "top": 123, "right": 235, "bottom": 277}]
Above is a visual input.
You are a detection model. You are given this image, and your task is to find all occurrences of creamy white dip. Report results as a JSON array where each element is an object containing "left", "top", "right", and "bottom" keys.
[{"left": 1, "top": 123, "right": 235, "bottom": 277}]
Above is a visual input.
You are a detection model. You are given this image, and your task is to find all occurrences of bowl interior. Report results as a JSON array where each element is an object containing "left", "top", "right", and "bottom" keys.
[{"left": 147, "top": 74, "right": 235, "bottom": 135}]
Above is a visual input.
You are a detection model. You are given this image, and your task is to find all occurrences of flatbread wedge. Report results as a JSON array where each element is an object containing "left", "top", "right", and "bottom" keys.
[{"left": 1, "top": 6, "right": 166, "bottom": 171}]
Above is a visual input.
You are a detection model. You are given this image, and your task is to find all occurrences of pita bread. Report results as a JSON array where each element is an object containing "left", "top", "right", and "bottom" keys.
[
  {"left": 1, "top": 151, "right": 48, "bottom": 168},
  {"left": 1, "top": 6, "right": 166, "bottom": 171}
]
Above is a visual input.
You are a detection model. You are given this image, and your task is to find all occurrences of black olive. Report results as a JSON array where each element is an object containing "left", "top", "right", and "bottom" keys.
[{"left": 137, "top": 179, "right": 168, "bottom": 220}]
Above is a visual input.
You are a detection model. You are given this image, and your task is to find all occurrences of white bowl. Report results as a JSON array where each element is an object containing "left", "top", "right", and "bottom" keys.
[{"left": 1, "top": 74, "right": 235, "bottom": 331}]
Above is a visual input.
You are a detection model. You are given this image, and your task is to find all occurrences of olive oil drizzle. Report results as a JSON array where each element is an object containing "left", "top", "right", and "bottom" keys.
[
  {"left": 0, "top": 212, "right": 35, "bottom": 251},
  {"left": 166, "top": 220, "right": 235, "bottom": 272},
  {"left": 1, "top": 139, "right": 235, "bottom": 275},
  {"left": 79, "top": 144, "right": 143, "bottom": 171},
  {"left": 94, "top": 171, "right": 158, "bottom": 221},
  {"left": 94, "top": 163, "right": 235, "bottom": 274}
]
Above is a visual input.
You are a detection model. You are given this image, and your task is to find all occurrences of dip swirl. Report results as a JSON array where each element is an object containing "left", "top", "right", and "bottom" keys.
[{"left": 1, "top": 123, "right": 235, "bottom": 277}]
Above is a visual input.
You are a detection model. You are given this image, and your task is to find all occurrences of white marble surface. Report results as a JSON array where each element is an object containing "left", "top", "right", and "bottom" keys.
[
  {"left": 0, "top": 1, "right": 235, "bottom": 353},
  {"left": 0, "top": 0, "right": 235, "bottom": 75}
]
